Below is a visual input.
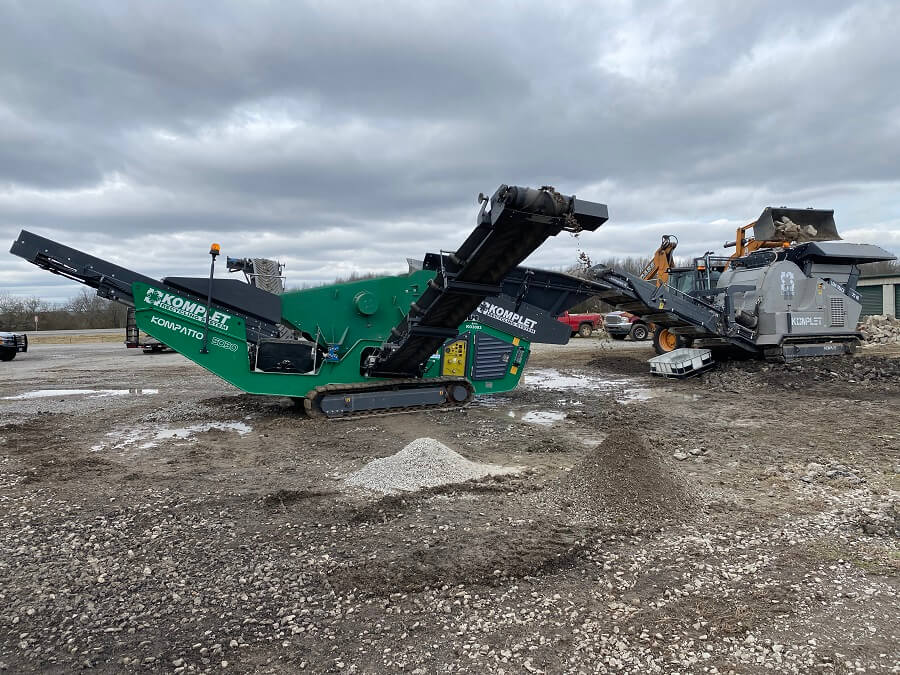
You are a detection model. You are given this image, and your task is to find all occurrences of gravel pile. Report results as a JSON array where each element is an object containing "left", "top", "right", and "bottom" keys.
[
  {"left": 859, "top": 314, "right": 900, "bottom": 344},
  {"left": 345, "top": 437, "right": 515, "bottom": 493}
]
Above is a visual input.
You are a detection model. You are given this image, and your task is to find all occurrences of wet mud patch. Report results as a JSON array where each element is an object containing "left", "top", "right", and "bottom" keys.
[
  {"left": 523, "top": 436, "right": 578, "bottom": 453},
  {"left": 1, "top": 416, "right": 83, "bottom": 457},
  {"left": 348, "top": 474, "right": 535, "bottom": 524},
  {"left": 586, "top": 353, "right": 651, "bottom": 377},
  {"left": 21, "top": 454, "right": 115, "bottom": 484},
  {"left": 199, "top": 393, "right": 302, "bottom": 417}
]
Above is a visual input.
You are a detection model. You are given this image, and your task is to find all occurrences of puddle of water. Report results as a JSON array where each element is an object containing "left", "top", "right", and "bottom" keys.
[
  {"left": 91, "top": 421, "right": 252, "bottom": 452},
  {"left": 667, "top": 392, "right": 701, "bottom": 402},
  {"left": 618, "top": 388, "right": 655, "bottom": 403},
  {"left": 526, "top": 368, "right": 659, "bottom": 404},
  {"left": 525, "top": 369, "right": 622, "bottom": 390},
  {"left": 521, "top": 410, "right": 567, "bottom": 426},
  {"left": 3, "top": 388, "right": 159, "bottom": 400}
]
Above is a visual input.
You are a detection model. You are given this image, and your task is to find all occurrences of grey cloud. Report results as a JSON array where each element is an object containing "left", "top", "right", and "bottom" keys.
[{"left": 1, "top": 0, "right": 898, "bottom": 304}]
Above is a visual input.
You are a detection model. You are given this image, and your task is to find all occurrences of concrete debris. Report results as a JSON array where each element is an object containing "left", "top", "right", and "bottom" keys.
[
  {"left": 859, "top": 314, "right": 900, "bottom": 345},
  {"left": 345, "top": 437, "right": 516, "bottom": 494},
  {"left": 856, "top": 502, "right": 900, "bottom": 537},
  {"left": 800, "top": 461, "right": 865, "bottom": 485},
  {"left": 772, "top": 216, "right": 820, "bottom": 241}
]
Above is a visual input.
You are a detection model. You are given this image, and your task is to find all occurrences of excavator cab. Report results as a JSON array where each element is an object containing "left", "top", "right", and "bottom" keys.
[{"left": 664, "top": 254, "right": 729, "bottom": 295}]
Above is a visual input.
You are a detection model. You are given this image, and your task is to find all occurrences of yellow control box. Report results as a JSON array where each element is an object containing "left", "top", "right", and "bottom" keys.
[{"left": 441, "top": 339, "right": 467, "bottom": 377}]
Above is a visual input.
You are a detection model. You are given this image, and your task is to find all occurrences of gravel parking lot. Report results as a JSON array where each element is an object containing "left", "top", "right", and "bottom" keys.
[{"left": 1, "top": 340, "right": 898, "bottom": 673}]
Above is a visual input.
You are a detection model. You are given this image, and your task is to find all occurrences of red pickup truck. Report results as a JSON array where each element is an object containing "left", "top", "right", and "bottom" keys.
[{"left": 557, "top": 311, "right": 603, "bottom": 337}]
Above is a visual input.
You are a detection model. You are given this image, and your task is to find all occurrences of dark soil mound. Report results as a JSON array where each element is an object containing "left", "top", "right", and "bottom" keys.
[
  {"left": 328, "top": 524, "right": 581, "bottom": 593},
  {"left": 551, "top": 430, "right": 698, "bottom": 527},
  {"left": 698, "top": 355, "right": 900, "bottom": 395},
  {"left": 586, "top": 353, "right": 649, "bottom": 377}
]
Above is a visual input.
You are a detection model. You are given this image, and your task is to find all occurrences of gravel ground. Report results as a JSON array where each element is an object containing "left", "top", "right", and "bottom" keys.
[{"left": 0, "top": 340, "right": 898, "bottom": 673}]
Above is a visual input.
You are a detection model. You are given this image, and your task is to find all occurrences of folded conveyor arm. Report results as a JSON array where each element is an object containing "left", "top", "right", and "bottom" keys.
[{"left": 367, "top": 185, "right": 609, "bottom": 377}]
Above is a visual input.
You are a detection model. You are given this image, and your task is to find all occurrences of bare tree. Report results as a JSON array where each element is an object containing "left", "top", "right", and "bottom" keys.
[
  {"left": 0, "top": 289, "right": 127, "bottom": 331},
  {"left": 859, "top": 260, "right": 900, "bottom": 277}
]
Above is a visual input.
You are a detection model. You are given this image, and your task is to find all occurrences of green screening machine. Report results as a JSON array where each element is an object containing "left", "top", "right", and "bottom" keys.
[{"left": 11, "top": 185, "right": 609, "bottom": 418}]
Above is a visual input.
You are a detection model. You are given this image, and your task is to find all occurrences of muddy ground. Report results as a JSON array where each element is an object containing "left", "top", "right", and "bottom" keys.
[{"left": 1, "top": 340, "right": 898, "bottom": 674}]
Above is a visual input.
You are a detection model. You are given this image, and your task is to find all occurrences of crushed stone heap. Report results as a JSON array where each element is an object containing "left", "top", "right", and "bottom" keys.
[
  {"left": 346, "top": 437, "right": 515, "bottom": 494},
  {"left": 859, "top": 314, "right": 900, "bottom": 345}
]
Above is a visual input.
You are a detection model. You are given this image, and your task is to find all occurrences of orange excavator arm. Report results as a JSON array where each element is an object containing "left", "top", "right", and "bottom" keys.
[
  {"left": 640, "top": 234, "right": 678, "bottom": 284},
  {"left": 725, "top": 222, "right": 790, "bottom": 268}
]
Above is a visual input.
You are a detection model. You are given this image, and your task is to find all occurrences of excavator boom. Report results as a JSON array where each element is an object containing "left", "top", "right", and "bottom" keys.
[{"left": 640, "top": 234, "right": 678, "bottom": 284}]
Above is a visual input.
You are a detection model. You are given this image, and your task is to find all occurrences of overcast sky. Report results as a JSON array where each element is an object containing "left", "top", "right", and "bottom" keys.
[{"left": 1, "top": 0, "right": 899, "bottom": 303}]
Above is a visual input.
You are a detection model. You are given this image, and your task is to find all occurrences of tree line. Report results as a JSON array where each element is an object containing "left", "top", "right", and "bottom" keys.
[{"left": 0, "top": 289, "right": 128, "bottom": 331}]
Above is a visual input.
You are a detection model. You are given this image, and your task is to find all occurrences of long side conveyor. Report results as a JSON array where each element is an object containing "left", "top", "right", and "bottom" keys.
[{"left": 10, "top": 230, "right": 282, "bottom": 341}]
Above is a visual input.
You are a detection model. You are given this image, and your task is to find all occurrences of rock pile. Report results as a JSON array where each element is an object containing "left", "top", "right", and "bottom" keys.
[
  {"left": 856, "top": 501, "right": 900, "bottom": 537},
  {"left": 345, "top": 437, "right": 515, "bottom": 493},
  {"left": 800, "top": 461, "right": 865, "bottom": 485},
  {"left": 859, "top": 314, "right": 900, "bottom": 345}
]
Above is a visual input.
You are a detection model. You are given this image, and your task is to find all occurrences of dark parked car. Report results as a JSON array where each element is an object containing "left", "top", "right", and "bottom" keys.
[{"left": 0, "top": 331, "right": 28, "bottom": 361}]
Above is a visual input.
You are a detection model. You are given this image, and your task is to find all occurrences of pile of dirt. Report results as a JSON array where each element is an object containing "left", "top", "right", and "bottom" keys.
[
  {"left": 586, "top": 353, "right": 649, "bottom": 377},
  {"left": 699, "top": 355, "right": 900, "bottom": 394},
  {"left": 329, "top": 523, "right": 581, "bottom": 593},
  {"left": 859, "top": 314, "right": 900, "bottom": 345},
  {"left": 549, "top": 430, "right": 698, "bottom": 527},
  {"left": 345, "top": 437, "right": 516, "bottom": 494}
]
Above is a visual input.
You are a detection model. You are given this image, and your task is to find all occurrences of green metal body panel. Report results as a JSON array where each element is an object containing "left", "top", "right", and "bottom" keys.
[
  {"left": 133, "top": 274, "right": 530, "bottom": 399},
  {"left": 858, "top": 285, "right": 883, "bottom": 317},
  {"left": 279, "top": 270, "right": 437, "bottom": 347}
]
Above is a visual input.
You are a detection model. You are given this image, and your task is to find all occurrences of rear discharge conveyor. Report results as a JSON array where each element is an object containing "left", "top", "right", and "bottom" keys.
[{"left": 10, "top": 185, "right": 608, "bottom": 417}]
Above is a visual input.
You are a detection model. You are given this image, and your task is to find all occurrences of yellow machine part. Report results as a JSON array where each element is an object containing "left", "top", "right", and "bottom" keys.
[{"left": 441, "top": 338, "right": 467, "bottom": 377}]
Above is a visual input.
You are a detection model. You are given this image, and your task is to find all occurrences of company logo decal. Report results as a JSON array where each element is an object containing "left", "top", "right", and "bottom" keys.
[
  {"left": 791, "top": 315, "right": 824, "bottom": 327},
  {"left": 149, "top": 317, "right": 241, "bottom": 352},
  {"left": 143, "top": 288, "right": 233, "bottom": 331},
  {"left": 780, "top": 271, "right": 795, "bottom": 298},
  {"left": 475, "top": 301, "right": 537, "bottom": 334},
  {"left": 826, "top": 279, "right": 860, "bottom": 302},
  {"left": 150, "top": 315, "right": 205, "bottom": 340},
  {"left": 211, "top": 336, "right": 238, "bottom": 352}
]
